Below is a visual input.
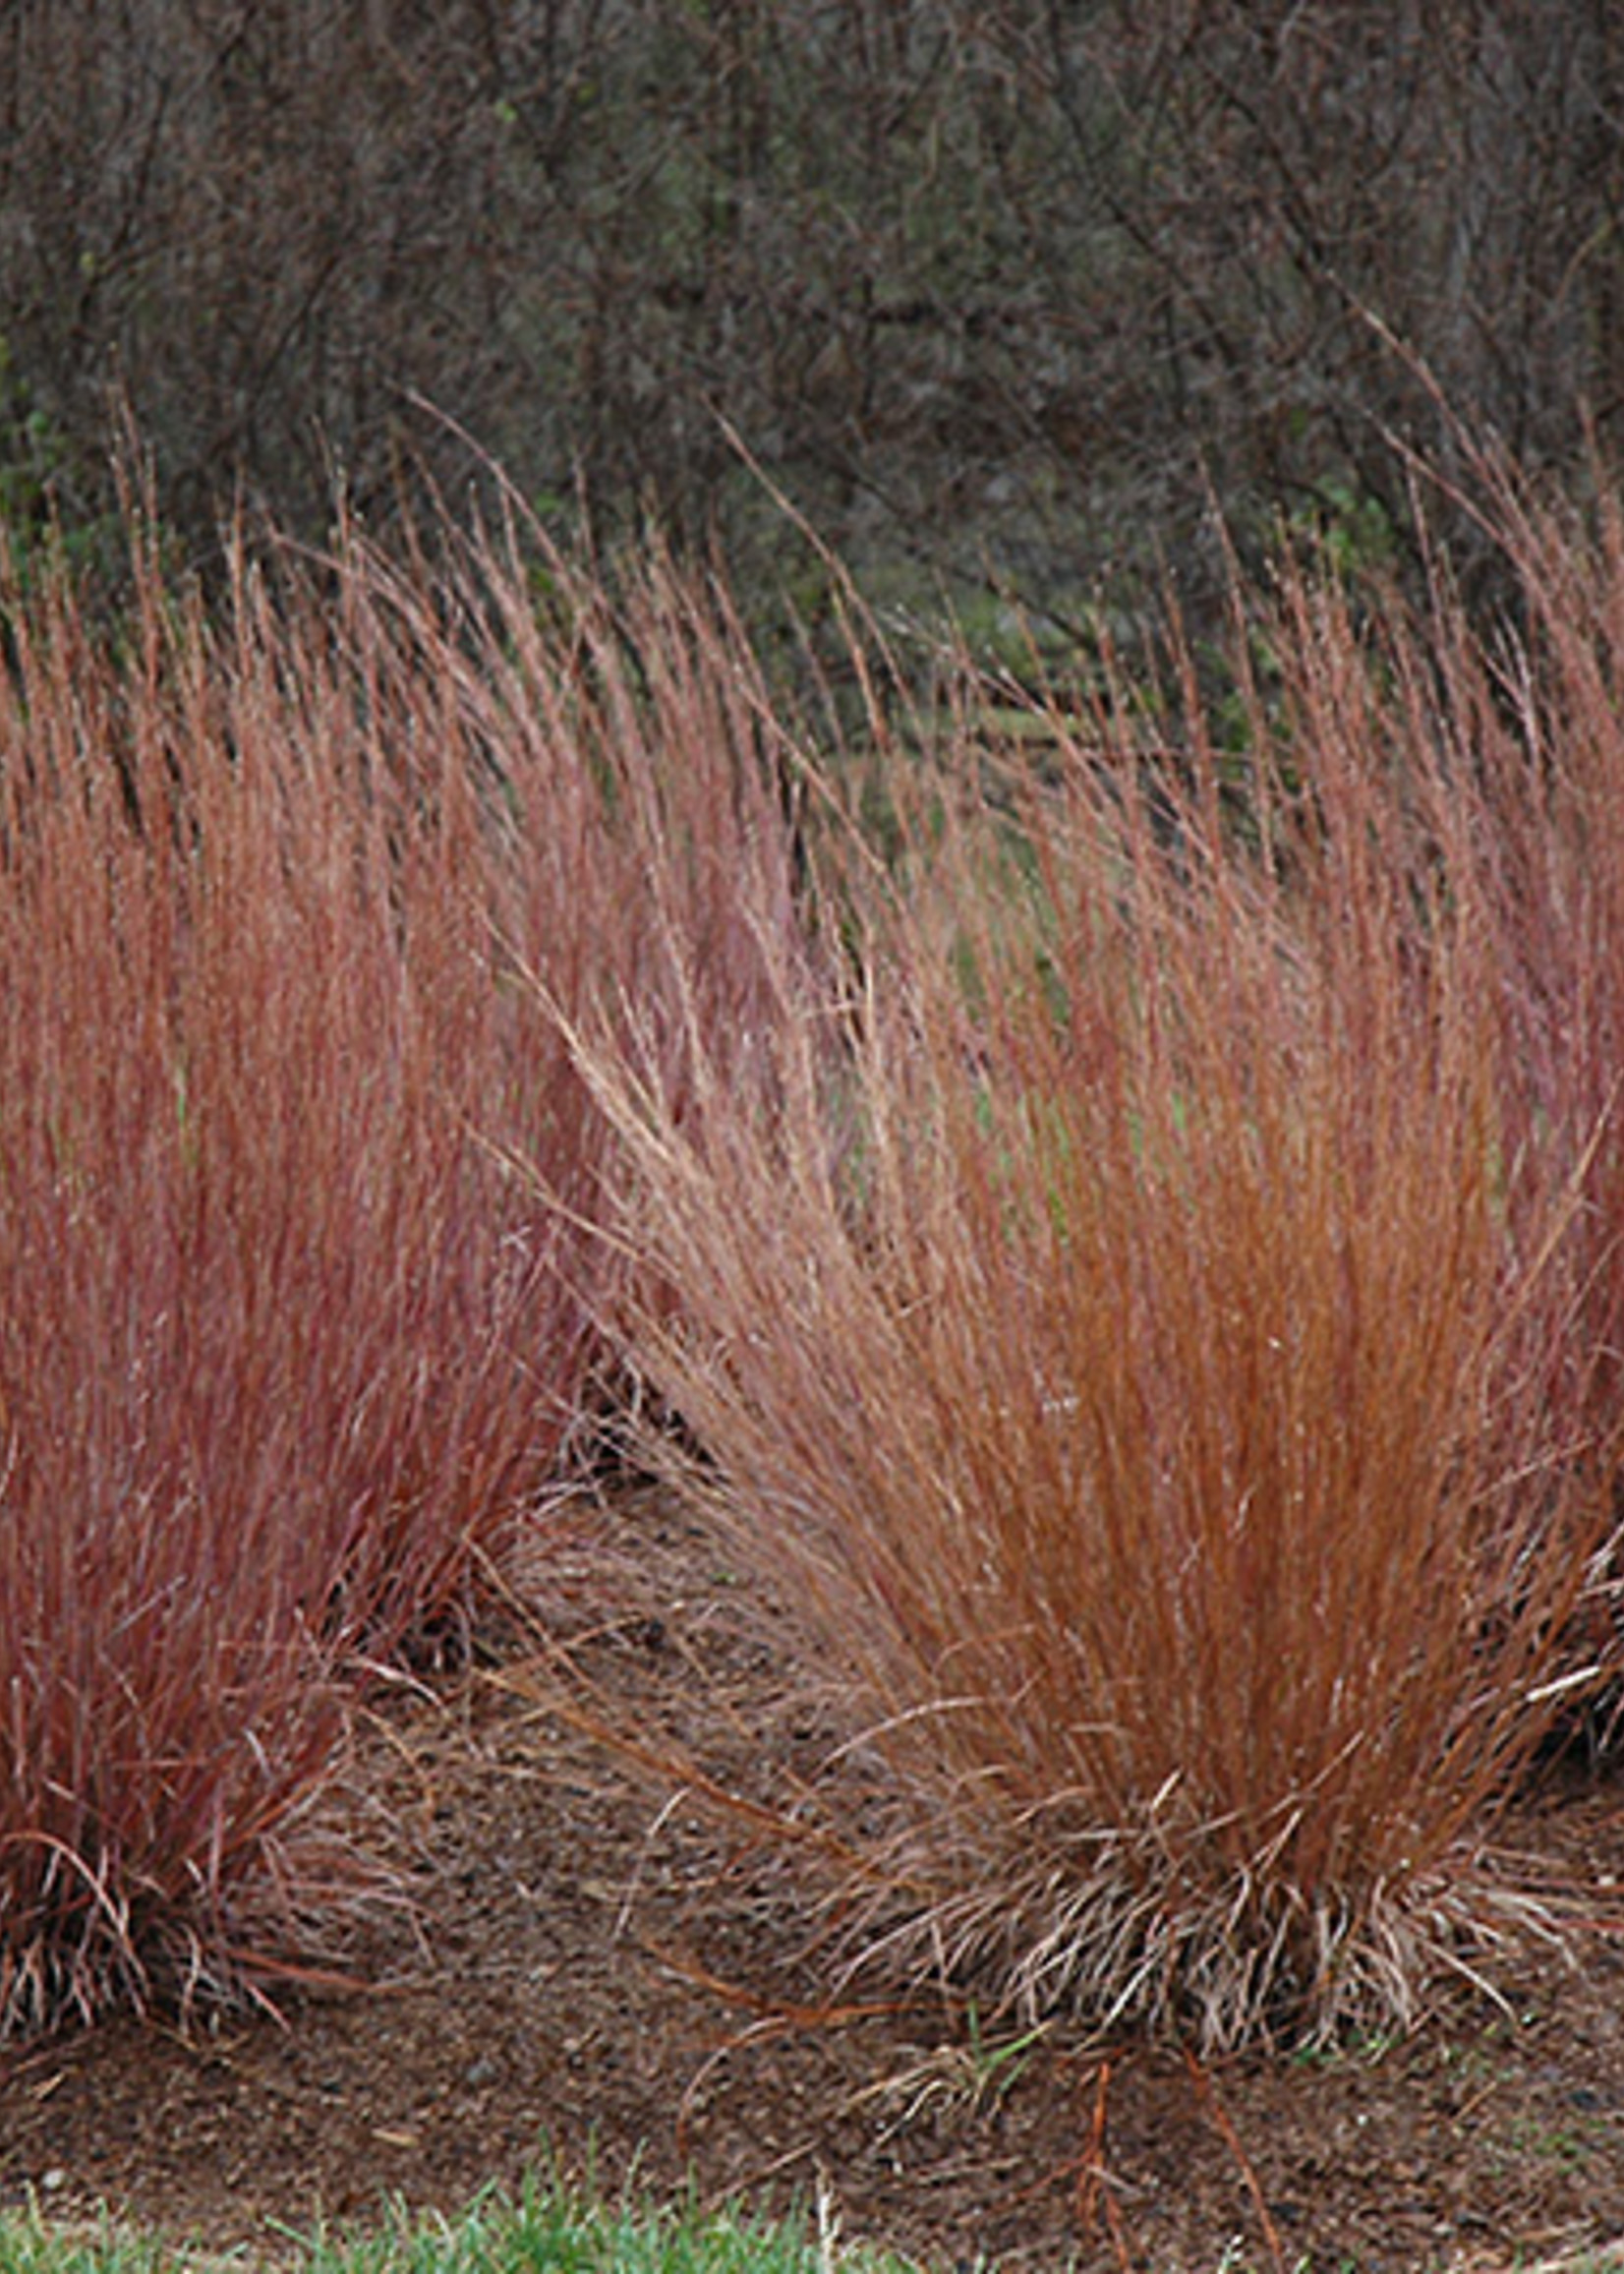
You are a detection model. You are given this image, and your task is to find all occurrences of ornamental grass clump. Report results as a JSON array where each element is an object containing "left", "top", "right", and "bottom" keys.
[
  {"left": 0, "top": 508, "right": 801, "bottom": 2031},
  {"left": 1412, "top": 483, "right": 1624, "bottom": 1445},
  {"left": 572, "top": 585, "right": 1600, "bottom": 2053},
  {"left": 0, "top": 562, "right": 367, "bottom": 2029},
  {"left": 1363, "top": 468, "right": 1624, "bottom": 1725}
]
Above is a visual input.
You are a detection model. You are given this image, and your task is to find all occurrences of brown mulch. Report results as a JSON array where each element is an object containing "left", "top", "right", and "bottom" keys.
[{"left": 5, "top": 1490, "right": 1624, "bottom": 2273}]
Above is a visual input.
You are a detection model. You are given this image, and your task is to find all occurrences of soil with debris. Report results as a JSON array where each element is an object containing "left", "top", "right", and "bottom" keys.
[{"left": 4, "top": 1490, "right": 1624, "bottom": 2274}]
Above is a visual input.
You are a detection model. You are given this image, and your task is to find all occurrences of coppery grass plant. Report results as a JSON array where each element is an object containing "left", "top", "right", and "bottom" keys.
[
  {"left": 1397, "top": 474, "right": 1624, "bottom": 1491},
  {"left": 568, "top": 574, "right": 1605, "bottom": 2052},
  {"left": 1286, "top": 461, "right": 1624, "bottom": 1733},
  {"left": 0, "top": 507, "right": 801, "bottom": 2033},
  {"left": 1180, "top": 466, "right": 1624, "bottom": 1728}
]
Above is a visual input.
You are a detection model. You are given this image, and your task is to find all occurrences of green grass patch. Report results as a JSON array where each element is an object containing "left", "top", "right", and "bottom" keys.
[{"left": 0, "top": 2172, "right": 941, "bottom": 2274}]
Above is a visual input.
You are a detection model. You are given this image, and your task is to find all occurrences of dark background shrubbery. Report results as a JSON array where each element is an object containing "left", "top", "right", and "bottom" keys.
[{"left": 4, "top": 1, "right": 1622, "bottom": 623}]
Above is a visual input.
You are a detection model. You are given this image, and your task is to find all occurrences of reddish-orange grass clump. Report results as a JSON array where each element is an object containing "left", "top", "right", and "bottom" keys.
[
  {"left": 1405, "top": 479, "right": 1624, "bottom": 1471},
  {"left": 1319, "top": 463, "right": 1624, "bottom": 1732},
  {"left": 574, "top": 575, "right": 1605, "bottom": 2052},
  {"left": 0, "top": 512, "right": 800, "bottom": 2034}
]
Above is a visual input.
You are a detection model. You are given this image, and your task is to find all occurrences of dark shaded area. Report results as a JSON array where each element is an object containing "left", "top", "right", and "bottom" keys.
[{"left": 3, "top": 3, "right": 1623, "bottom": 629}]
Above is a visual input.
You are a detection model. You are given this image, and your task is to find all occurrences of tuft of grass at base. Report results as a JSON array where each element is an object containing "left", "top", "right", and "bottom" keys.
[{"left": 0, "top": 2172, "right": 949, "bottom": 2274}]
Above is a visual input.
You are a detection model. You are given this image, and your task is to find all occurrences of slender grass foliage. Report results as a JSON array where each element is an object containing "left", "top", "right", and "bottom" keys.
[
  {"left": 0, "top": 560, "right": 371, "bottom": 2028},
  {"left": 1350, "top": 467, "right": 1624, "bottom": 1723},
  {"left": 1212, "top": 470, "right": 1624, "bottom": 1716},
  {"left": 570, "top": 575, "right": 1603, "bottom": 2051},
  {"left": 0, "top": 508, "right": 801, "bottom": 2033},
  {"left": 1395, "top": 479, "right": 1624, "bottom": 1466}
]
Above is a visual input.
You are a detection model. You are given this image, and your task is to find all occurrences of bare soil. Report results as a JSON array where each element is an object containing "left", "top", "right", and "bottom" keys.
[{"left": 6, "top": 1490, "right": 1624, "bottom": 2273}]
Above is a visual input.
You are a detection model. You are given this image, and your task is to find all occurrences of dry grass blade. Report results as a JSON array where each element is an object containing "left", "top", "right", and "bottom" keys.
[{"left": 1182, "top": 2043, "right": 1287, "bottom": 2273}]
